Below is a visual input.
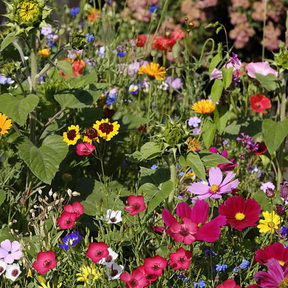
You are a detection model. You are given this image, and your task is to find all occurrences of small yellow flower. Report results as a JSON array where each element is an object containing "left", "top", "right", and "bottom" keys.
[
  {"left": 192, "top": 99, "right": 216, "bottom": 114},
  {"left": 0, "top": 113, "right": 12, "bottom": 135},
  {"left": 94, "top": 119, "right": 120, "bottom": 141},
  {"left": 18, "top": 1, "right": 39, "bottom": 23},
  {"left": 138, "top": 63, "right": 166, "bottom": 81},
  {"left": 83, "top": 127, "right": 99, "bottom": 144},
  {"left": 76, "top": 264, "right": 101, "bottom": 287},
  {"left": 38, "top": 276, "right": 62, "bottom": 288},
  {"left": 27, "top": 269, "right": 32, "bottom": 278},
  {"left": 257, "top": 211, "right": 282, "bottom": 234},
  {"left": 186, "top": 136, "right": 201, "bottom": 152},
  {"left": 39, "top": 49, "right": 51, "bottom": 58},
  {"left": 63, "top": 125, "right": 80, "bottom": 146}
]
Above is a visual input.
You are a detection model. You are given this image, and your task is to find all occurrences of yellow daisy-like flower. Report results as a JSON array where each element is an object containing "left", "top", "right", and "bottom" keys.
[
  {"left": 138, "top": 63, "right": 166, "bottom": 81},
  {"left": 257, "top": 211, "right": 282, "bottom": 234},
  {"left": 76, "top": 264, "right": 101, "bottom": 287},
  {"left": 39, "top": 49, "right": 51, "bottom": 58},
  {"left": 0, "top": 113, "right": 12, "bottom": 135},
  {"left": 83, "top": 127, "right": 100, "bottom": 144},
  {"left": 192, "top": 99, "right": 216, "bottom": 114},
  {"left": 63, "top": 125, "right": 80, "bottom": 146},
  {"left": 38, "top": 276, "right": 62, "bottom": 288},
  {"left": 93, "top": 119, "right": 120, "bottom": 141},
  {"left": 18, "top": 1, "right": 39, "bottom": 22},
  {"left": 186, "top": 136, "right": 201, "bottom": 152}
]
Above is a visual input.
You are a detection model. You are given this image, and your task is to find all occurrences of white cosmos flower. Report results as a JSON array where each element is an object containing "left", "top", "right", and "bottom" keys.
[
  {"left": 106, "top": 263, "right": 123, "bottom": 280},
  {"left": 5, "top": 263, "right": 21, "bottom": 281},
  {"left": 99, "top": 248, "right": 118, "bottom": 267}
]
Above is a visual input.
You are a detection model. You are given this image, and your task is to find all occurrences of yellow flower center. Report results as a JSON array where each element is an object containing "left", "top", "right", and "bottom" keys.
[
  {"left": 210, "top": 184, "right": 219, "bottom": 193},
  {"left": 235, "top": 212, "right": 246, "bottom": 221},
  {"left": 268, "top": 222, "right": 275, "bottom": 228},
  {"left": 279, "top": 277, "right": 288, "bottom": 288},
  {"left": 279, "top": 260, "right": 285, "bottom": 266}
]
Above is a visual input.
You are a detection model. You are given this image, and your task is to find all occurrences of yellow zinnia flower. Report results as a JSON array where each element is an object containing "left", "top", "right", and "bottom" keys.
[
  {"left": 0, "top": 113, "right": 12, "bottom": 135},
  {"left": 39, "top": 49, "right": 51, "bottom": 58},
  {"left": 76, "top": 264, "right": 101, "bottom": 287},
  {"left": 257, "top": 211, "right": 282, "bottom": 234},
  {"left": 94, "top": 119, "right": 120, "bottom": 141},
  {"left": 63, "top": 125, "right": 80, "bottom": 146},
  {"left": 138, "top": 63, "right": 166, "bottom": 81},
  {"left": 192, "top": 99, "right": 216, "bottom": 114}
]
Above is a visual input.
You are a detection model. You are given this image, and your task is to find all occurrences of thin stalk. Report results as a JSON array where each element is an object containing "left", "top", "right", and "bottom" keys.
[
  {"left": 262, "top": 0, "right": 267, "bottom": 60},
  {"left": 166, "top": 159, "right": 176, "bottom": 211}
]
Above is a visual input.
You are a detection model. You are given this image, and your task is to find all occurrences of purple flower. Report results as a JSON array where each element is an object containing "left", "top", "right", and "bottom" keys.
[
  {"left": 99, "top": 46, "right": 106, "bottom": 58},
  {"left": 86, "top": 34, "right": 94, "bottom": 43},
  {"left": 187, "top": 167, "right": 239, "bottom": 200},
  {"left": 0, "top": 240, "right": 22, "bottom": 264},
  {"left": 70, "top": 7, "right": 80, "bottom": 16},
  {"left": 127, "top": 61, "right": 148, "bottom": 76},
  {"left": 59, "top": 232, "right": 81, "bottom": 250},
  {"left": 128, "top": 84, "right": 139, "bottom": 95},
  {"left": 280, "top": 181, "right": 288, "bottom": 203},
  {"left": 246, "top": 61, "right": 278, "bottom": 79},
  {"left": 188, "top": 117, "right": 201, "bottom": 128},
  {"left": 117, "top": 51, "right": 127, "bottom": 57},
  {"left": 260, "top": 182, "right": 275, "bottom": 193},
  {"left": 41, "top": 25, "right": 52, "bottom": 36},
  {"left": 109, "top": 88, "right": 118, "bottom": 97},
  {"left": 106, "top": 95, "right": 116, "bottom": 106},
  {"left": 210, "top": 68, "right": 223, "bottom": 80},
  {"left": 237, "top": 133, "right": 258, "bottom": 151},
  {"left": 148, "top": 4, "right": 159, "bottom": 13},
  {"left": 0, "top": 75, "right": 14, "bottom": 85},
  {"left": 193, "top": 128, "right": 201, "bottom": 134},
  {"left": 166, "top": 76, "right": 183, "bottom": 89}
]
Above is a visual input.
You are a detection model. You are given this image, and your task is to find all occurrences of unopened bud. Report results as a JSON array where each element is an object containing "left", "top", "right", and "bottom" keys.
[
  {"left": 49, "top": 189, "right": 53, "bottom": 196},
  {"left": 266, "top": 188, "right": 275, "bottom": 198},
  {"left": 67, "top": 189, "right": 72, "bottom": 197},
  {"left": 72, "top": 191, "right": 80, "bottom": 197}
]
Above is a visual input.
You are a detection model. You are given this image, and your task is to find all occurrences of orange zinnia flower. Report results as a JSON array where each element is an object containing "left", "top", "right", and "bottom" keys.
[{"left": 0, "top": 113, "right": 12, "bottom": 135}]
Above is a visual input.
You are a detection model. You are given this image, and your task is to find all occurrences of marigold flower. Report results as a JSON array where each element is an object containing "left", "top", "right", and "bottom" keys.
[
  {"left": 76, "top": 264, "right": 101, "bottom": 287},
  {"left": 86, "top": 242, "right": 109, "bottom": 263},
  {"left": 63, "top": 125, "right": 80, "bottom": 146},
  {"left": 169, "top": 247, "right": 192, "bottom": 270},
  {"left": 192, "top": 99, "right": 216, "bottom": 114},
  {"left": 38, "top": 49, "right": 51, "bottom": 58},
  {"left": 124, "top": 195, "right": 146, "bottom": 216},
  {"left": 32, "top": 251, "right": 57, "bottom": 275},
  {"left": 94, "top": 119, "right": 120, "bottom": 141},
  {"left": 249, "top": 94, "right": 271, "bottom": 114},
  {"left": 257, "top": 211, "right": 281, "bottom": 234},
  {"left": 88, "top": 8, "right": 101, "bottom": 22},
  {"left": 0, "top": 113, "right": 12, "bottom": 135},
  {"left": 138, "top": 63, "right": 166, "bottom": 81}
]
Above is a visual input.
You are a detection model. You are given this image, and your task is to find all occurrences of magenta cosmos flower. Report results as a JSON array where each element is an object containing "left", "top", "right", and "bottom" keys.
[
  {"left": 246, "top": 61, "right": 278, "bottom": 79},
  {"left": 209, "top": 147, "right": 238, "bottom": 172},
  {"left": 124, "top": 195, "right": 146, "bottom": 216},
  {"left": 162, "top": 201, "right": 226, "bottom": 245},
  {"left": 0, "top": 240, "right": 22, "bottom": 264},
  {"left": 187, "top": 167, "right": 239, "bottom": 200}
]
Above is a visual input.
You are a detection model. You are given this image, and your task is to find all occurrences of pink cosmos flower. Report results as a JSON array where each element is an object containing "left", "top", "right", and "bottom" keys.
[
  {"left": 57, "top": 211, "right": 77, "bottom": 229},
  {"left": 162, "top": 201, "right": 226, "bottom": 245},
  {"left": 86, "top": 242, "right": 109, "bottom": 263},
  {"left": 124, "top": 195, "right": 146, "bottom": 216},
  {"left": 143, "top": 255, "right": 167, "bottom": 276},
  {"left": 187, "top": 167, "right": 240, "bottom": 201},
  {"left": 169, "top": 247, "right": 193, "bottom": 270},
  {"left": 246, "top": 61, "right": 278, "bottom": 79},
  {"left": 0, "top": 240, "right": 22, "bottom": 264},
  {"left": 120, "top": 267, "right": 148, "bottom": 288},
  {"left": 76, "top": 143, "right": 95, "bottom": 156},
  {"left": 32, "top": 251, "right": 57, "bottom": 274},
  {"left": 64, "top": 201, "right": 84, "bottom": 218},
  {"left": 209, "top": 147, "right": 238, "bottom": 172}
]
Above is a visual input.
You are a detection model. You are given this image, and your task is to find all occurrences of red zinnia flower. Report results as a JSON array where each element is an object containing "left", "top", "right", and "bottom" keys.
[
  {"left": 216, "top": 279, "right": 241, "bottom": 288},
  {"left": 57, "top": 211, "right": 77, "bottom": 229},
  {"left": 143, "top": 255, "right": 167, "bottom": 276},
  {"left": 136, "top": 35, "right": 147, "bottom": 47},
  {"left": 32, "top": 251, "right": 57, "bottom": 275},
  {"left": 120, "top": 267, "right": 148, "bottom": 288},
  {"left": 86, "top": 242, "right": 109, "bottom": 263},
  {"left": 64, "top": 201, "right": 84, "bottom": 218},
  {"left": 169, "top": 247, "right": 192, "bottom": 270},
  {"left": 124, "top": 195, "right": 146, "bottom": 216},
  {"left": 249, "top": 94, "right": 271, "bottom": 113},
  {"left": 255, "top": 243, "right": 288, "bottom": 268},
  {"left": 218, "top": 196, "right": 261, "bottom": 231},
  {"left": 76, "top": 143, "right": 95, "bottom": 156}
]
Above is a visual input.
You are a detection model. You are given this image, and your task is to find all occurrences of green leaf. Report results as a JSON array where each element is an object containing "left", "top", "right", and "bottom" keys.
[
  {"left": 255, "top": 73, "right": 278, "bottom": 91},
  {"left": 0, "top": 228, "right": 13, "bottom": 242},
  {"left": 18, "top": 135, "right": 68, "bottom": 184},
  {"left": 202, "top": 119, "right": 216, "bottom": 149},
  {"left": 179, "top": 155, "right": 187, "bottom": 167},
  {"left": 209, "top": 53, "right": 222, "bottom": 74},
  {"left": 140, "top": 142, "right": 162, "bottom": 160},
  {"left": 186, "top": 152, "right": 206, "bottom": 180},
  {"left": 262, "top": 119, "right": 288, "bottom": 154},
  {"left": 172, "top": 40, "right": 181, "bottom": 59},
  {"left": 56, "top": 60, "right": 73, "bottom": 78},
  {"left": 139, "top": 167, "right": 170, "bottom": 186},
  {"left": 1, "top": 32, "right": 16, "bottom": 51},
  {"left": 211, "top": 79, "right": 223, "bottom": 104},
  {"left": 222, "top": 67, "right": 233, "bottom": 90},
  {"left": 0, "top": 94, "right": 39, "bottom": 126},
  {"left": 214, "top": 105, "right": 229, "bottom": 135},
  {"left": 200, "top": 153, "right": 230, "bottom": 169},
  {"left": 0, "top": 189, "right": 6, "bottom": 207}
]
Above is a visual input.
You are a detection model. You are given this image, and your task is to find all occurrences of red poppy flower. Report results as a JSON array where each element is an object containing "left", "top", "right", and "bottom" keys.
[
  {"left": 124, "top": 195, "right": 146, "bottom": 216},
  {"left": 76, "top": 143, "right": 95, "bottom": 156},
  {"left": 32, "top": 251, "right": 57, "bottom": 275},
  {"left": 153, "top": 36, "right": 175, "bottom": 51},
  {"left": 143, "top": 255, "right": 167, "bottom": 276},
  {"left": 255, "top": 243, "right": 288, "bottom": 268},
  {"left": 64, "top": 201, "right": 84, "bottom": 218},
  {"left": 57, "top": 211, "right": 77, "bottom": 229},
  {"left": 249, "top": 94, "right": 271, "bottom": 113},
  {"left": 171, "top": 29, "right": 185, "bottom": 41},
  {"left": 86, "top": 242, "right": 109, "bottom": 263},
  {"left": 218, "top": 196, "right": 261, "bottom": 231},
  {"left": 254, "top": 142, "right": 267, "bottom": 155},
  {"left": 216, "top": 279, "right": 241, "bottom": 288},
  {"left": 120, "top": 267, "right": 148, "bottom": 288},
  {"left": 169, "top": 247, "right": 193, "bottom": 270},
  {"left": 136, "top": 34, "right": 147, "bottom": 47}
]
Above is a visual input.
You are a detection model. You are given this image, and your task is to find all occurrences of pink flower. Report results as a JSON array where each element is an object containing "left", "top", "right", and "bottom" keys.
[
  {"left": 32, "top": 251, "right": 57, "bottom": 274},
  {"left": 76, "top": 143, "right": 95, "bottom": 156},
  {"left": 162, "top": 201, "right": 226, "bottom": 244},
  {"left": 143, "top": 255, "right": 167, "bottom": 276},
  {"left": 64, "top": 201, "right": 84, "bottom": 219},
  {"left": 57, "top": 211, "right": 77, "bottom": 229},
  {"left": 120, "top": 267, "right": 148, "bottom": 288},
  {"left": 216, "top": 279, "right": 241, "bottom": 288},
  {"left": 169, "top": 247, "right": 192, "bottom": 270},
  {"left": 0, "top": 240, "right": 22, "bottom": 264},
  {"left": 246, "top": 61, "right": 278, "bottom": 79},
  {"left": 86, "top": 242, "right": 109, "bottom": 263},
  {"left": 209, "top": 147, "right": 238, "bottom": 172},
  {"left": 187, "top": 167, "right": 240, "bottom": 200},
  {"left": 124, "top": 195, "right": 146, "bottom": 216}
]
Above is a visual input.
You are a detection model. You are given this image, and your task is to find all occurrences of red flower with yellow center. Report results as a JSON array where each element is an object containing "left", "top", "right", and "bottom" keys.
[
  {"left": 93, "top": 119, "right": 120, "bottom": 141},
  {"left": 83, "top": 127, "right": 99, "bottom": 143}
]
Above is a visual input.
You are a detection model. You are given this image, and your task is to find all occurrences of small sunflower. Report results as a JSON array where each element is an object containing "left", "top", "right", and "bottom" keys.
[
  {"left": 63, "top": 125, "right": 80, "bottom": 146},
  {"left": 94, "top": 119, "right": 120, "bottom": 141},
  {"left": 192, "top": 99, "right": 216, "bottom": 114},
  {"left": 83, "top": 127, "right": 99, "bottom": 144},
  {"left": 257, "top": 211, "right": 282, "bottom": 234},
  {"left": 0, "top": 113, "right": 12, "bottom": 135},
  {"left": 138, "top": 63, "right": 166, "bottom": 81},
  {"left": 76, "top": 264, "right": 101, "bottom": 287},
  {"left": 17, "top": 0, "right": 40, "bottom": 25}
]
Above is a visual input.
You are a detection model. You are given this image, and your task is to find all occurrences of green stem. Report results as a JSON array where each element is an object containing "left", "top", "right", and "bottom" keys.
[{"left": 167, "top": 159, "right": 176, "bottom": 211}]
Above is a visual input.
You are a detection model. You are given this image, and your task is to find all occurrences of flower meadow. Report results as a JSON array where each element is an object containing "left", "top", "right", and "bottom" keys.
[{"left": 0, "top": 0, "right": 288, "bottom": 287}]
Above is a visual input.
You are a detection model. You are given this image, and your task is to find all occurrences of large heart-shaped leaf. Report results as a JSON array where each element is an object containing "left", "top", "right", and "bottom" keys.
[
  {"left": 0, "top": 94, "right": 39, "bottom": 126},
  {"left": 187, "top": 152, "right": 206, "bottom": 180},
  {"left": 18, "top": 135, "right": 68, "bottom": 184}
]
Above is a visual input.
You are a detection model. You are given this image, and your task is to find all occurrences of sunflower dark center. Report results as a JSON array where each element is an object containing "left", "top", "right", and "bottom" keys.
[{"left": 67, "top": 129, "right": 76, "bottom": 140}]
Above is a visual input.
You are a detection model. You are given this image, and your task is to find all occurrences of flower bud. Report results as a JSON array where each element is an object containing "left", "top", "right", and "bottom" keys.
[
  {"left": 276, "top": 205, "right": 285, "bottom": 215},
  {"left": 266, "top": 188, "right": 275, "bottom": 198}
]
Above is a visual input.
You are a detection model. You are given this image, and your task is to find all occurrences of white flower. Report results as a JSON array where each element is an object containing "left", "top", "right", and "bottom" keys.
[
  {"left": 104, "top": 209, "right": 122, "bottom": 224},
  {"left": 157, "top": 82, "right": 169, "bottom": 91},
  {"left": 260, "top": 182, "right": 275, "bottom": 193},
  {"left": 5, "top": 263, "right": 21, "bottom": 281},
  {"left": 0, "top": 259, "right": 7, "bottom": 275},
  {"left": 106, "top": 263, "right": 123, "bottom": 280},
  {"left": 99, "top": 248, "right": 118, "bottom": 267}
]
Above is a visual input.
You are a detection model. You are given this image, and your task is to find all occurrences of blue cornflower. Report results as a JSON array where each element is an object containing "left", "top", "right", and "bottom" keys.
[
  {"left": 151, "top": 164, "right": 158, "bottom": 170},
  {"left": 70, "top": 7, "right": 80, "bottom": 16},
  {"left": 239, "top": 259, "right": 250, "bottom": 269},
  {"left": 38, "top": 77, "right": 44, "bottom": 82},
  {"left": 106, "top": 94, "right": 116, "bottom": 106},
  {"left": 86, "top": 34, "right": 94, "bottom": 42},
  {"left": 148, "top": 4, "right": 159, "bottom": 13},
  {"left": 216, "top": 264, "right": 227, "bottom": 272},
  {"left": 233, "top": 267, "right": 239, "bottom": 273},
  {"left": 47, "top": 40, "right": 54, "bottom": 48},
  {"left": 59, "top": 231, "right": 82, "bottom": 250},
  {"left": 204, "top": 249, "right": 217, "bottom": 257},
  {"left": 194, "top": 280, "right": 205, "bottom": 287},
  {"left": 117, "top": 51, "right": 127, "bottom": 57},
  {"left": 178, "top": 172, "right": 185, "bottom": 177}
]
